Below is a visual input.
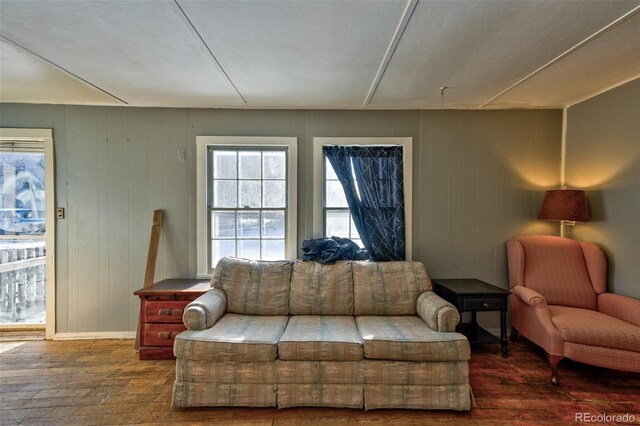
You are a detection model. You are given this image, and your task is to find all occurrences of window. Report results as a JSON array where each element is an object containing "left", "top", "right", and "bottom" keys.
[
  {"left": 313, "top": 137, "right": 413, "bottom": 259},
  {"left": 197, "top": 137, "right": 297, "bottom": 277},
  {"left": 323, "top": 156, "right": 362, "bottom": 248}
]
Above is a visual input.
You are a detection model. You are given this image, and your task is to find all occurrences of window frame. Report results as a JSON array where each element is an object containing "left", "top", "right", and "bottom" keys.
[
  {"left": 196, "top": 136, "right": 297, "bottom": 277},
  {"left": 312, "top": 137, "right": 412, "bottom": 260}
]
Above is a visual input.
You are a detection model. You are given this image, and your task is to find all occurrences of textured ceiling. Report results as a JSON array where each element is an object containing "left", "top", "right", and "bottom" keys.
[{"left": 1, "top": 0, "right": 639, "bottom": 109}]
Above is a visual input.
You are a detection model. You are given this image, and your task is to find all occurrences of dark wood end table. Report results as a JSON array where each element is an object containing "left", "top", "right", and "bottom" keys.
[
  {"left": 432, "top": 278, "right": 510, "bottom": 357},
  {"left": 134, "top": 278, "right": 210, "bottom": 360}
]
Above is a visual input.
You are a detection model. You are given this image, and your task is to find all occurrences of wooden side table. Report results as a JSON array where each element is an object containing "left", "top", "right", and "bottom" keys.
[
  {"left": 134, "top": 278, "right": 210, "bottom": 360},
  {"left": 432, "top": 278, "right": 510, "bottom": 357}
]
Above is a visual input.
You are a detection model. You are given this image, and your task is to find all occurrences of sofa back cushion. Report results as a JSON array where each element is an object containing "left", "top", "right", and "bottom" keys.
[
  {"left": 353, "top": 261, "right": 431, "bottom": 315},
  {"left": 211, "top": 257, "right": 293, "bottom": 315},
  {"left": 289, "top": 260, "right": 354, "bottom": 315}
]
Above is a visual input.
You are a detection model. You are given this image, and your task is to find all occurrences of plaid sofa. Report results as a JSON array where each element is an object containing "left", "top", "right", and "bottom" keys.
[{"left": 172, "top": 257, "right": 473, "bottom": 410}]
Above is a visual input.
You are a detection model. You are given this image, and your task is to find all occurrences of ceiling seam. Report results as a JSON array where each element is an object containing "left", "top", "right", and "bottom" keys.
[
  {"left": 363, "top": 0, "right": 419, "bottom": 106},
  {"left": 169, "top": 0, "right": 247, "bottom": 104},
  {"left": 0, "top": 34, "right": 128, "bottom": 105},
  {"left": 564, "top": 71, "right": 640, "bottom": 108},
  {"left": 480, "top": 5, "right": 640, "bottom": 108}
]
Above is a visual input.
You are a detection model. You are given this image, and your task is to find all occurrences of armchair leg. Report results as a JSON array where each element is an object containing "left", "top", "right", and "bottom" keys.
[
  {"left": 510, "top": 327, "right": 519, "bottom": 342},
  {"left": 545, "top": 353, "right": 563, "bottom": 386}
]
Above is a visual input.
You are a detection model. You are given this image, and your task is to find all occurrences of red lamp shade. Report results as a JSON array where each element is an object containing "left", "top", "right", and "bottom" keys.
[{"left": 538, "top": 189, "right": 590, "bottom": 222}]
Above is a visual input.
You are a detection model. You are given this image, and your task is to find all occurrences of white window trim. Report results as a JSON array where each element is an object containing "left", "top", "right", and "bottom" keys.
[
  {"left": 312, "top": 137, "right": 412, "bottom": 261},
  {"left": 196, "top": 136, "right": 297, "bottom": 278},
  {"left": 0, "top": 128, "right": 55, "bottom": 339}
]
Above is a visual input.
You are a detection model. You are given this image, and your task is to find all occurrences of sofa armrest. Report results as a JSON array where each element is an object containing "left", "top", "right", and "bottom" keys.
[
  {"left": 182, "top": 288, "right": 226, "bottom": 330},
  {"left": 598, "top": 293, "right": 640, "bottom": 327},
  {"left": 511, "top": 285, "right": 548, "bottom": 308},
  {"left": 417, "top": 291, "right": 460, "bottom": 332}
]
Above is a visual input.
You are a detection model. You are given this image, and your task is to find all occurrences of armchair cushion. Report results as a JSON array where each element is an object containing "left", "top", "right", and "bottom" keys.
[
  {"left": 416, "top": 291, "right": 459, "bottom": 332},
  {"left": 598, "top": 293, "right": 640, "bottom": 327},
  {"left": 516, "top": 236, "right": 597, "bottom": 309},
  {"left": 548, "top": 306, "right": 640, "bottom": 353}
]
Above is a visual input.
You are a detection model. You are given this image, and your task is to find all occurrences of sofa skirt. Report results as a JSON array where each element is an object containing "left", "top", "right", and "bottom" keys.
[
  {"left": 172, "top": 360, "right": 472, "bottom": 410},
  {"left": 172, "top": 382, "right": 277, "bottom": 408}
]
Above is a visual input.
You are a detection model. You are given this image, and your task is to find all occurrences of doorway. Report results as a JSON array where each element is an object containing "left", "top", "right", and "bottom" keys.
[{"left": 0, "top": 128, "right": 55, "bottom": 339}]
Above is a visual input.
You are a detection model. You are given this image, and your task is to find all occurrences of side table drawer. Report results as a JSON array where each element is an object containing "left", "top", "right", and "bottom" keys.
[
  {"left": 143, "top": 323, "right": 186, "bottom": 347},
  {"left": 463, "top": 297, "right": 506, "bottom": 311},
  {"left": 145, "top": 301, "right": 189, "bottom": 323}
]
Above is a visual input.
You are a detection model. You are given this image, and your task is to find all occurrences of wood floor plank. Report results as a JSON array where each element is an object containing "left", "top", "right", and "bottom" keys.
[{"left": 0, "top": 338, "right": 638, "bottom": 425}]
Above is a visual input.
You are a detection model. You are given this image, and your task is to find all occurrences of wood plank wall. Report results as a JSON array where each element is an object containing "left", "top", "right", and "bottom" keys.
[
  {"left": 566, "top": 78, "right": 640, "bottom": 298},
  {"left": 0, "top": 104, "right": 561, "bottom": 333}
]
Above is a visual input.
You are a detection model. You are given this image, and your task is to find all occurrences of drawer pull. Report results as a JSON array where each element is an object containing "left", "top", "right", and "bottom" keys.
[
  {"left": 482, "top": 302, "right": 490, "bottom": 308},
  {"left": 158, "top": 331, "right": 176, "bottom": 340},
  {"left": 158, "top": 308, "right": 183, "bottom": 317}
]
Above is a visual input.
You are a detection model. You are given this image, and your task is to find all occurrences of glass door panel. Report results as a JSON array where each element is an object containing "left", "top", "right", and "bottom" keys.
[{"left": 0, "top": 150, "right": 46, "bottom": 325}]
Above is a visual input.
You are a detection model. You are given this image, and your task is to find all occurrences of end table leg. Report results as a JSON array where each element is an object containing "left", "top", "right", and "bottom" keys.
[{"left": 500, "top": 310, "right": 508, "bottom": 357}]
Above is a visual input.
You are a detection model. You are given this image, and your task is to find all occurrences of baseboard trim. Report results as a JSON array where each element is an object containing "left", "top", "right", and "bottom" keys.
[
  {"left": 485, "top": 327, "right": 500, "bottom": 336},
  {"left": 53, "top": 331, "right": 136, "bottom": 340}
]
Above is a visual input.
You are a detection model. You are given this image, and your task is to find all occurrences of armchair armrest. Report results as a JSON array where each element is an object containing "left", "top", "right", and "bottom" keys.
[
  {"left": 182, "top": 288, "right": 226, "bottom": 330},
  {"left": 511, "top": 285, "right": 548, "bottom": 308},
  {"left": 598, "top": 293, "right": 640, "bottom": 327},
  {"left": 417, "top": 291, "right": 460, "bottom": 332},
  {"left": 511, "top": 285, "right": 563, "bottom": 356}
]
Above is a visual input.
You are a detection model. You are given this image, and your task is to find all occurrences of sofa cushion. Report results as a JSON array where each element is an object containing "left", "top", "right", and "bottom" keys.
[
  {"left": 356, "top": 316, "right": 470, "bottom": 361},
  {"left": 353, "top": 261, "right": 431, "bottom": 315},
  {"left": 278, "top": 316, "right": 363, "bottom": 361},
  {"left": 549, "top": 305, "right": 640, "bottom": 353},
  {"left": 174, "top": 314, "right": 288, "bottom": 362},
  {"left": 212, "top": 257, "right": 292, "bottom": 315},
  {"left": 289, "top": 260, "right": 354, "bottom": 315}
]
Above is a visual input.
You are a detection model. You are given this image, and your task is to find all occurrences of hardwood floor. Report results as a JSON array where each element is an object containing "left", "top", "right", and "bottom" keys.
[{"left": 1, "top": 338, "right": 638, "bottom": 425}]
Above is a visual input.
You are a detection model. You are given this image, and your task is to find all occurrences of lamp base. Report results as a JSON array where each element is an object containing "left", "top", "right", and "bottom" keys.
[{"left": 560, "top": 220, "right": 575, "bottom": 238}]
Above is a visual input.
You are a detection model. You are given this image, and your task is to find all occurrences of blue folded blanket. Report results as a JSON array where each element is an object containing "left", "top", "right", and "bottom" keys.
[{"left": 301, "top": 236, "right": 369, "bottom": 264}]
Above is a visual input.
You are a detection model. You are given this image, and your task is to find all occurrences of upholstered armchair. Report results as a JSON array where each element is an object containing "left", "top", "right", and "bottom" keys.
[{"left": 506, "top": 235, "right": 640, "bottom": 385}]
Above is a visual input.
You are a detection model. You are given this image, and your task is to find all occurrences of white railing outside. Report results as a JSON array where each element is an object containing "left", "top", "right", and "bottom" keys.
[{"left": 0, "top": 240, "right": 46, "bottom": 324}]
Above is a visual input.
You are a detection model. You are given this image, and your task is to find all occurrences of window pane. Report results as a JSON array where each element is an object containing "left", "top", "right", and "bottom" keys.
[
  {"left": 325, "top": 157, "right": 338, "bottom": 181},
  {"left": 238, "top": 240, "right": 260, "bottom": 259},
  {"left": 325, "top": 181, "right": 348, "bottom": 207},
  {"left": 0, "top": 152, "right": 46, "bottom": 236},
  {"left": 263, "top": 180, "right": 286, "bottom": 207},
  {"left": 238, "top": 180, "right": 261, "bottom": 208},
  {"left": 350, "top": 217, "right": 360, "bottom": 240},
  {"left": 326, "top": 210, "right": 350, "bottom": 237},
  {"left": 212, "top": 239, "right": 236, "bottom": 266},
  {"left": 211, "top": 211, "right": 236, "bottom": 238},
  {"left": 213, "top": 151, "right": 237, "bottom": 179},
  {"left": 239, "top": 151, "right": 261, "bottom": 179},
  {"left": 237, "top": 211, "right": 260, "bottom": 238},
  {"left": 213, "top": 180, "right": 237, "bottom": 208},
  {"left": 262, "top": 211, "right": 285, "bottom": 238},
  {"left": 263, "top": 151, "right": 286, "bottom": 179},
  {"left": 262, "top": 239, "right": 284, "bottom": 260}
]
